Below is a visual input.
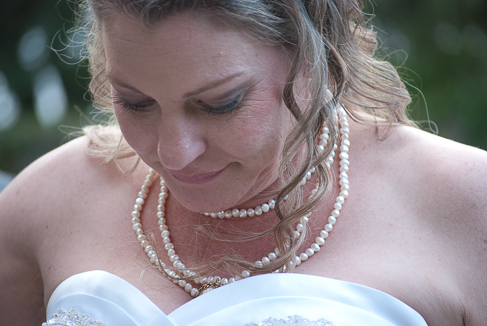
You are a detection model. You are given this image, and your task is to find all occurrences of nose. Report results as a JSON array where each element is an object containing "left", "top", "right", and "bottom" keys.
[{"left": 156, "top": 116, "right": 207, "bottom": 171}]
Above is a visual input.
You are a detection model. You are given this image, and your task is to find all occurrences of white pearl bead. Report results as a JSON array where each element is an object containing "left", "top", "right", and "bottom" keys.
[
  {"left": 305, "top": 248, "right": 315, "bottom": 256},
  {"left": 299, "top": 253, "right": 309, "bottom": 261},
  {"left": 221, "top": 278, "right": 229, "bottom": 285},
  {"left": 239, "top": 209, "right": 247, "bottom": 218},
  {"left": 328, "top": 216, "right": 337, "bottom": 225},
  {"left": 224, "top": 210, "right": 232, "bottom": 218},
  {"left": 296, "top": 223, "right": 304, "bottom": 232},
  {"left": 311, "top": 243, "right": 320, "bottom": 251},
  {"left": 140, "top": 240, "right": 149, "bottom": 248},
  {"left": 161, "top": 230, "right": 170, "bottom": 238},
  {"left": 294, "top": 256, "right": 302, "bottom": 266},
  {"left": 255, "top": 206, "right": 263, "bottom": 216},
  {"left": 268, "top": 199, "right": 275, "bottom": 209},
  {"left": 232, "top": 209, "right": 239, "bottom": 217},
  {"left": 159, "top": 224, "right": 168, "bottom": 231},
  {"left": 268, "top": 252, "right": 277, "bottom": 261},
  {"left": 137, "top": 235, "right": 146, "bottom": 241},
  {"left": 262, "top": 257, "right": 270, "bottom": 265},
  {"left": 255, "top": 261, "right": 263, "bottom": 268},
  {"left": 315, "top": 236, "right": 325, "bottom": 245},
  {"left": 262, "top": 204, "right": 270, "bottom": 213},
  {"left": 320, "top": 230, "right": 329, "bottom": 238},
  {"left": 247, "top": 208, "right": 255, "bottom": 217},
  {"left": 334, "top": 203, "right": 342, "bottom": 210},
  {"left": 336, "top": 196, "right": 345, "bottom": 204},
  {"left": 131, "top": 211, "right": 140, "bottom": 218},
  {"left": 217, "top": 211, "right": 225, "bottom": 219},
  {"left": 242, "top": 270, "right": 250, "bottom": 278},
  {"left": 184, "top": 283, "right": 192, "bottom": 292},
  {"left": 210, "top": 213, "right": 217, "bottom": 218},
  {"left": 191, "top": 288, "right": 198, "bottom": 297},
  {"left": 331, "top": 209, "right": 340, "bottom": 217},
  {"left": 324, "top": 224, "right": 333, "bottom": 232}
]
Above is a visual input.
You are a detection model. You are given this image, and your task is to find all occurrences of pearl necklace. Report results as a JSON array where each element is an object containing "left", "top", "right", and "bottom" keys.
[{"left": 131, "top": 106, "right": 350, "bottom": 297}]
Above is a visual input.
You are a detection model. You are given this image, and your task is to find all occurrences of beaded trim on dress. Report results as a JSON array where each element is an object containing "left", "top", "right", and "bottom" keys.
[
  {"left": 43, "top": 308, "right": 104, "bottom": 326},
  {"left": 243, "top": 315, "right": 335, "bottom": 326}
]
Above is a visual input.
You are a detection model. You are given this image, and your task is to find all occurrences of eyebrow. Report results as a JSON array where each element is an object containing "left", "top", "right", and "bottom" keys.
[
  {"left": 108, "top": 71, "right": 246, "bottom": 98},
  {"left": 184, "top": 72, "right": 245, "bottom": 98}
]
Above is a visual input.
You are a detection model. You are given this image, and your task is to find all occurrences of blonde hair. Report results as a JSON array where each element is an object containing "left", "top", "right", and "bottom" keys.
[{"left": 78, "top": 0, "right": 413, "bottom": 278}]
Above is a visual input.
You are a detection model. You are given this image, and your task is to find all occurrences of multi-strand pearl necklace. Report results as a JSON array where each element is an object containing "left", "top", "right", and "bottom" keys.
[{"left": 131, "top": 106, "right": 350, "bottom": 297}]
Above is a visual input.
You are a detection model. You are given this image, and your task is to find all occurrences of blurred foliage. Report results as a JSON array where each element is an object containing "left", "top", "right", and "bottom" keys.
[{"left": 0, "top": 0, "right": 486, "bottom": 175}]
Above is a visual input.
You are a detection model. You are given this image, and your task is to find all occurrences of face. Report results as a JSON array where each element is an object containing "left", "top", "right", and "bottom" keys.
[{"left": 102, "top": 12, "right": 299, "bottom": 212}]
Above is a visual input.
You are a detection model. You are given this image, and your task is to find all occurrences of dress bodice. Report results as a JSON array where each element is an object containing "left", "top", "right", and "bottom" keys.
[{"left": 44, "top": 271, "right": 427, "bottom": 326}]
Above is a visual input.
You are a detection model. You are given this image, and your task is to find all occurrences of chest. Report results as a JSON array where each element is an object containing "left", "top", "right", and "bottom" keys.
[{"left": 39, "top": 179, "right": 461, "bottom": 325}]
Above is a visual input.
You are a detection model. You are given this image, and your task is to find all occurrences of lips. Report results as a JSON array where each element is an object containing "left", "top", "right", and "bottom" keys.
[{"left": 170, "top": 166, "right": 227, "bottom": 185}]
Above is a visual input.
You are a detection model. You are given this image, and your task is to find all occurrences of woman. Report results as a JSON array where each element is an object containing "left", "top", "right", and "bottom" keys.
[{"left": 1, "top": 0, "right": 486, "bottom": 325}]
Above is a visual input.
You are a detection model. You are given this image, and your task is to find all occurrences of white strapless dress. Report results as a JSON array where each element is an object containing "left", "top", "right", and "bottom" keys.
[{"left": 44, "top": 271, "right": 427, "bottom": 326}]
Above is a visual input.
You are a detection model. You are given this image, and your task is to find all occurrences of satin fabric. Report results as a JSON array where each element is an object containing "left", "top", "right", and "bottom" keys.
[{"left": 46, "top": 270, "right": 427, "bottom": 326}]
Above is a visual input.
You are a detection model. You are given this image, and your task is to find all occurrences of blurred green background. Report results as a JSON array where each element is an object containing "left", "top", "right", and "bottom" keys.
[{"left": 0, "top": 0, "right": 486, "bottom": 177}]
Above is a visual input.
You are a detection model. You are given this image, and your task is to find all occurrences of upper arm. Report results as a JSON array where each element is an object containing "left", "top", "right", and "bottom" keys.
[
  {"left": 418, "top": 136, "right": 487, "bottom": 325},
  {"left": 0, "top": 136, "right": 93, "bottom": 323}
]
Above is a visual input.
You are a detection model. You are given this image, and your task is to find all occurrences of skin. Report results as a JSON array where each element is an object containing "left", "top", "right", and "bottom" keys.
[{"left": 1, "top": 11, "right": 486, "bottom": 325}]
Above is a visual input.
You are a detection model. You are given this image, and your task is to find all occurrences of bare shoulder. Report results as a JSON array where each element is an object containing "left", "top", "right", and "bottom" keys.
[
  {"left": 0, "top": 136, "right": 137, "bottom": 323},
  {"left": 389, "top": 125, "right": 487, "bottom": 212},
  {"left": 379, "top": 125, "right": 487, "bottom": 324}
]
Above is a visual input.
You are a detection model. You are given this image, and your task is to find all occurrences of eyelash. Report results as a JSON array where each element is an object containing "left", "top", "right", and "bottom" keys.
[
  {"left": 112, "top": 95, "right": 154, "bottom": 112},
  {"left": 197, "top": 94, "right": 243, "bottom": 116},
  {"left": 113, "top": 93, "right": 243, "bottom": 115}
]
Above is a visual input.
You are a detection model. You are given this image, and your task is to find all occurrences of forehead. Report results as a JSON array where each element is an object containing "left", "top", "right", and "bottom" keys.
[
  {"left": 101, "top": 12, "right": 288, "bottom": 93},
  {"left": 101, "top": 11, "right": 293, "bottom": 101}
]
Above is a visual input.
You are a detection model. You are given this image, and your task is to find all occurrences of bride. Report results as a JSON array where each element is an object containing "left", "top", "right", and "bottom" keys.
[{"left": 1, "top": 0, "right": 486, "bottom": 325}]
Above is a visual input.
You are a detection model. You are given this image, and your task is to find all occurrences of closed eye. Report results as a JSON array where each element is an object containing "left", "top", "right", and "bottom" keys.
[
  {"left": 112, "top": 95, "right": 156, "bottom": 112},
  {"left": 196, "top": 94, "right": 243, "bottom": 116}
]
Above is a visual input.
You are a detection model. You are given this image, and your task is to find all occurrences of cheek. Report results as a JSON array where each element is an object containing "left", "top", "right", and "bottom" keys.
[{"left": 220, "top": 98, "right": 292, "bottom": 164}]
